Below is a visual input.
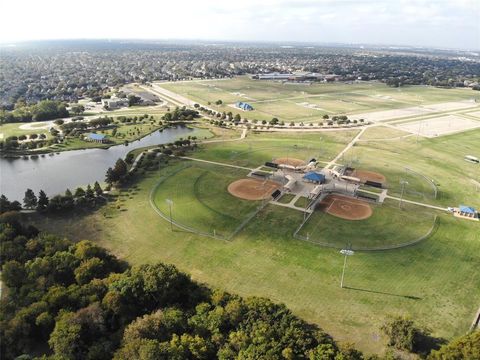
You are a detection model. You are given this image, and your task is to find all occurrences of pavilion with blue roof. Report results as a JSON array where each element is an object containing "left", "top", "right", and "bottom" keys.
[
  {"left": 235, "top": 102, "right": 254, "bottom": 111},
  {"left": 459, "top": 205, "right": 477, "bottom": 215},
  {"left": 303, "top": 172, "right": 326, "bottom": 184},
  {"left": 86, "top": 133, "right": 108, "bottom": 143}
]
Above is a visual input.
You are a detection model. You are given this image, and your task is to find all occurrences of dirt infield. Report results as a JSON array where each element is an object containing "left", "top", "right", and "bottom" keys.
[
  {"left": 228, "top": 178, "right": 281, "bottom": 200},
  {"left": 352, "top": 170, "right": 386, "bottom": 184},
  {"left": 317, "top": 195, "right": 373, "bottom": 220},
  {"left": 273, "top": 157, "right": 305, "bottom": 166}
]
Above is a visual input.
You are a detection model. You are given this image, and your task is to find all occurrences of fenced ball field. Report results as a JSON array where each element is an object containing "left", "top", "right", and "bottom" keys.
[
  {"left": 295, "top": 199, "right": 437, "bottom": 250},
  {"left": 151, "top": 162, "right": 272, "bottom": 240}
]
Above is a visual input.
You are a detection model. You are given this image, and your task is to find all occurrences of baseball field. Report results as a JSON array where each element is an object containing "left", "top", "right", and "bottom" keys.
[{"left": 27, "top": 80, "right": 480, "bottom": 356}]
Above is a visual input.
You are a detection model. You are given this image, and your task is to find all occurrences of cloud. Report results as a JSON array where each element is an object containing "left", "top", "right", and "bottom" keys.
[{"left": 0, "top": 0, "right": 478, "bottom": 49}]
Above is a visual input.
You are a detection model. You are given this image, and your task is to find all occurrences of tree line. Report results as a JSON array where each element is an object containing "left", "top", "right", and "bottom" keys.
[
  {"left": 0, "top": 100, "right": 69, "bottom": 124},
  {"left": 0, "top": 218, "right": 478, "bottom": 360}
]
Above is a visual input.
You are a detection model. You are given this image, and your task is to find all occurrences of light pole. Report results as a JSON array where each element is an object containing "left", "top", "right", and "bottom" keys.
[
  {"left": 340, "top": 249, "right": 354, "bottom": 288},
  {"left": 166, "top": 199, "right": 173, "bottom": 231},
  {"left": 399, "top": 180, "right": 409, "bottom": 209}
]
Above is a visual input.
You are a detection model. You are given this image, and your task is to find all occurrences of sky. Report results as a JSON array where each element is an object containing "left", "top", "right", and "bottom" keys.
[{"left": 1, "top": 0, "right": 479, "bottom": 49}]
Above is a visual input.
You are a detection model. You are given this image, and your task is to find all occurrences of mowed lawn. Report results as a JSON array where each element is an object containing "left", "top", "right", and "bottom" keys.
[
  {"left": 159, "top": 77, "right": 478, "bottom": 123},
  {"left": 152, "top": 162, "right": 260, "bottom": 238},
  {"left": 27, "top": 128, "right": 480, "bottom": 355},
  {"left": 192, "top": 130, "right": 359, "bottom": 168},
  {"left": 297, "top": 199, "right": 437, "bottom": 250},
  {"left": 348, "top": 128, "right": 480, "bottom": 207}
]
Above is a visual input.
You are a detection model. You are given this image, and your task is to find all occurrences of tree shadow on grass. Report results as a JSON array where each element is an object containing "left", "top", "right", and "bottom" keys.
[
  {"left": 343, "top": 286, "right": 422, "bottom": 300},
  {"left": 414, "top": 332, "right": 447, "bottom": 357}
]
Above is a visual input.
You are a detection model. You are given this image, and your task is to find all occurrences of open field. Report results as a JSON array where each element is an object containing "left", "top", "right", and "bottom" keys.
[
  {"left": 394, "top": 114, "right": 480, "bottom": 137},
  {"left": 158, "top": 77, "right": 479, "bottom": 123},
  {"left": 24, "top": 118, "right": 480, "bottom": 355},
  {"left": 349, "top": 128, "right": 480, "bottom": 207},
  {"left": 0, "top": 122, "right": 52, "bottom": 139},
  {"left": 191, "top": 130, "right": 359, "bottom": 168}
]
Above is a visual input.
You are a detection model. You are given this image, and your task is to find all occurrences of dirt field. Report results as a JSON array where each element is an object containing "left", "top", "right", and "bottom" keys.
[
  {"left": 228, "top": 178, "right": 281, "bottom": 200},
  {"left": 352, "top": 170, "right": 386, "bottom": 184},
  {"left": 317, "top": 194, "right": 373, "bottom": 220},
  {"left": 394, "top": 115, "right": 480, "bottom": 137},
  {"left": 273, "top": 157, "right": 305, "bottom": 166}
]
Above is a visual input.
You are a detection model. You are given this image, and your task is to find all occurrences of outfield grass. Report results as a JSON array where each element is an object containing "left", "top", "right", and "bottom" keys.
[
  {"left": 25, "top": 126, "right": 480, "bottom": 356},
  {"left": 297, "top": 199, "right": 437, "bottom": 250},
  {"left": 152, "top": 161, "right": 260, "bottom": 238}
]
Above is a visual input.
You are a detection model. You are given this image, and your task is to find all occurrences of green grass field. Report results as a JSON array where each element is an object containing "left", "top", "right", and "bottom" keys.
[
  {"left": 192, "top": 130, "right": 359, "bottom": 168},
  {"left": 349, "top": 128, "right": 480, "bottom": 207},
  {"left": 297, "top": 199, "right": 437, "bottom": 250},
  {"left": 152, "top": 162, "right": 261, "bottom": 238},
  {"left": 159, "top": 77, "right": 478, "bottom": 123},
  {"left": 25, "top": 110, "right": 480, "bottom": 355}
]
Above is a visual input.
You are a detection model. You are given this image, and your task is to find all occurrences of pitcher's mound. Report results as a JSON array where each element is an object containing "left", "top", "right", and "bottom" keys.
[
  {"left": 274, "top": 157, "right": 305, "bottom": 167},
  {"left": 228, "top": 178, "right": 281, "bottom": 200},
  {"left": 318, "top": 195, "right": 373, "bottom": 220}
]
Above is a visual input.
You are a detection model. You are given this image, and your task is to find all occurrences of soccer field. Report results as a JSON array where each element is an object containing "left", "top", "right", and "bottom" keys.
[{"left": 159, "top": 77, "right": 479, "bottom": 123}]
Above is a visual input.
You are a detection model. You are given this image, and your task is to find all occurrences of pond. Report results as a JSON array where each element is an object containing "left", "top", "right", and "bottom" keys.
[{"left": 1, "top": 126, "right": 204, "bottom": 201}]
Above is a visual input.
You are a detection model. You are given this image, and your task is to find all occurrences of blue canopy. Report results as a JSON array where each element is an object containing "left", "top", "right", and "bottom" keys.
[
  {"left": 459, "top": 205, "right": 476, "bottom": 214},
  {"left": 88, "top": 133, "right": 106, "bottom": 141},
  {"left": 303, "top": 172, "right": 325, "bottom": 183}
]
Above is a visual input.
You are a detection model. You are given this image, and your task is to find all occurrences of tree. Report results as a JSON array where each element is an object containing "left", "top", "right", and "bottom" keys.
[
  {"left": 36, "top": 190, "right": 49, "bottom": 211},
  {"left": 74, "top": 257, "right": 106, "bottom": 285},
  {"left": 215, "top": 99, "right": 223, "bottom": 105},
  {"left": 113, "top": 158, "right": 128, "bottom": 179},
  {"left": 85, "top": 185, "right": 95, "bottom": 200},
  {"left": 23, "top": 189, "right": 37, "bottom": 209},
  {"left": 428, "top": 330, "right": 479, "bottom": 360},
  {"left": 381, "top": 316, "right": 428, "bottom": 352},
  {"left": 128, "top": 95, "right": 142, "bottom": 107},
  {"left": 71, "top": 105, "right": 85, "bottom": 115},
  {"left": 105, "top": 167, "right": 117, "bottom": 185},
  {"left": 93, "top": 182, "right": 103, "bottom": 196},
  {"left": 269, "top": 117, "right": 279, "bottom": 125},
  {"left": 74, "top": 187, "right": 86, "bottom": 198}
]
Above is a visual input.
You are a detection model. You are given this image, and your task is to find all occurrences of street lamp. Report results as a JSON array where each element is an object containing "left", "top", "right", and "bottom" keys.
[
  {"left": 166, "top": 199, "right": 173, "bottom": 231},
  {"left": 340, "top": 249, "right": 354, "bottom": 288}
]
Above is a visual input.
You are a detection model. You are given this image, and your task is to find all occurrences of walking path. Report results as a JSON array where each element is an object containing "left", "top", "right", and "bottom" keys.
[
  {"left": 325, "top": 126, "right": 369, "bottom": 169},
  {"left": 360, "top": 189, "right": 448, "bottom": 212},
  {"left": 177, "top": 156, "right": 253, "bottom": 171}
]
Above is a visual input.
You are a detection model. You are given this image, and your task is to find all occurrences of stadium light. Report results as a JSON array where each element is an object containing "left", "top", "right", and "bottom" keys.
[
  {"left": 340, "top": 249, "right": 354, "bottom": 288},
  {"left": 166, "top": 199, "right": 173, "bottom": 231}
]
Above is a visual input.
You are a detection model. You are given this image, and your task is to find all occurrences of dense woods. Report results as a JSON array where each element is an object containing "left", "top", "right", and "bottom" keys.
[
  {"left": 0, "top": 218, "right": 351, "bottom": 359},
  {"left": 1, "top": 216, "right": 478, "bottom": 359}
]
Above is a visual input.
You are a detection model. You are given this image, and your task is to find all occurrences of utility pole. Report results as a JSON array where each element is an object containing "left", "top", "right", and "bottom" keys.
[
  {"left": 166, "top": 199, "right": 173, "bottom": 231},
  {"left": 399, "top": 180, "right": 408, "bottom": 209},
  {"left": 340, "top": 248, "right": 355, "bottom": 288}
]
